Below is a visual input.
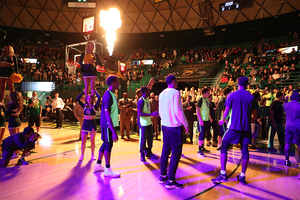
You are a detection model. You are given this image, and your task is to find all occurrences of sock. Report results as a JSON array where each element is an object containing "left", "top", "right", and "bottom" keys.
[
  {"left": 198, "top": 146, "right": 201, "bottom": 151},
  {"left": 220, "top": 170, "right": 226, "bottom": 175},
  {"left": 106, "top": 164, "right": 110, "bottom": 168},
  {"left": 97, "top": 160, "right": 102, "bottom": 164},
  {"left": 240, "top": 172, "right": 245, "bottom": 177},
  {"left": 201, "top": 143, "right": 204, "bottom": 149},
  {"left": 285, "top": 156, "right": 289, "bottom": 161}
]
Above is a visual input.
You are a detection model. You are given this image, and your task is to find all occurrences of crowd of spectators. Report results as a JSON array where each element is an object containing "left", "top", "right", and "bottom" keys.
[{"left": 220, "top": 51, "right": 300, "bottom": 87}]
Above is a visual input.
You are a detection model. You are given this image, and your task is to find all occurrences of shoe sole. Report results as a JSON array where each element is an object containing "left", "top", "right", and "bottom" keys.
[
  {"left": 237, "top": 175, "right": 247, "bottom": 185},
  {"left": 159, "top": 180, "right": 167, "bottom": 184},
  {"left": 165, "top": 185, "right": 183, "bottom": 189},
  {"left": 104, "top": 174, "right": 121, "bottom": 178}
]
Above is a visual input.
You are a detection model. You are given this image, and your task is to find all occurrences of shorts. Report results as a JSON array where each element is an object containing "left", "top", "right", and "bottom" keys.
[
  {"left": 82, "top": 119, "right": 97, "bottom": 133},
  {"left": 197, "top": 121, "right": 210, "bottom": 141},
  {"left": 101, "top": 127, "right": 113, "bottom": 143},
  {"left": 222, "top": 129, "right": 251, "bottom": 145},
  {"left": 8, "top": 116, "right": 21, "bottom": 129},
  {"left": 285, "top": 128, "right": 300, "bottom": 146},
  {"left": 219, "top": 124, "right": 227, "bottom": 137},
  {"left": 0, "top": 116, "right": 5, "bottom": 128},
  {"left": 0, "top": 66, "right": 13, "bottom": 77},
  {"left": 28, "top": 116, "right": 41, "bottom": 127}
]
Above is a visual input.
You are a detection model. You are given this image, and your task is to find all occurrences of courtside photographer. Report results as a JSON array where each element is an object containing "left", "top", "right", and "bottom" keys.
[{"left": 0, "top": 127, "right": 41, "bottom": 167}]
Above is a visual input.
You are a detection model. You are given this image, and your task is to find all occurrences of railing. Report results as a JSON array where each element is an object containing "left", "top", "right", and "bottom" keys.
[
  {"left": 198, "top": 78, "right": 219, "bottom": 88},
  {"left": 218, "top": 72, "right": 300, "bottom": 89}
]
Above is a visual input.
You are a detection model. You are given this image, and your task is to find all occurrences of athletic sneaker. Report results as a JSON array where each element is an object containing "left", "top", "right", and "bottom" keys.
[
  {"left": 94, "top": 163, "right": 105, "bottom": 172},
  {"left": 17, "top": 158, "right": 29, "bottom": 165},
  {"left": 91, "top": 155, "right": 96, "bottom": 160},
  {"left": 104, "top": 167, "right": 121, "bottom": 178},
  {"left": 197, "top": 150, "right": 206, "bottom": 157},
  {"left": 79, "top": 155, "right": 84, "bottom": 161},
  {"left": 268, "top": 147, "right": 277, "bottom": 153},
  {"left": 202, "top": 147, "right": 210, "bottom": 153},
  {"left": 216, "top": 146, "right": 222, "bottom": 151},
  {"left": 165, "top": 180, "right": 184, "bottom": 189},
  {"left": 237, "top": 174, "right": 247, "bottom": 185},
  {"left": 285, "top": 160, "right": 291, "bottom": 167},
  {"left": 159, "top": 175, "right": 168, "bottom": 184},
  {"left": 211, "top": 173, "right": 228, "bottom": 183},
  {"left": 148, "top": 153, "right": 159, "bottom": 160},
  {"left": 140, "top": 152, "right": 146, "bottom": 162}
]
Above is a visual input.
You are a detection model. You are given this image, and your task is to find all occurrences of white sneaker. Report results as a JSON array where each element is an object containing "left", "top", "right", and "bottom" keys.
[
  {"left": 104, "top": 167, "right": 121, "bottom": 178},
  {"left": 94, "top": 163, "right": 105, "bottom": 172},
  {"left": 91, "top": 154, "right": 96, "bottom": 160},
  {"left": 79, "top": 155, "right": 84, "bottom": 161}
]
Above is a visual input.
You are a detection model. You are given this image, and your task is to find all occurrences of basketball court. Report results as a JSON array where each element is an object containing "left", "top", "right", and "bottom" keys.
[{"left": 1, "top": 122, "right": 299, "bottom": 200}]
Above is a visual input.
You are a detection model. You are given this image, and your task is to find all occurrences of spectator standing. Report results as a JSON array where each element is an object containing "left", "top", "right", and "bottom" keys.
[
  {"left": 52, "top": 92, "right": 64, "bottom": 129},
  {"left": 28, "top": 92, "right": 42, "bottom": 134}
]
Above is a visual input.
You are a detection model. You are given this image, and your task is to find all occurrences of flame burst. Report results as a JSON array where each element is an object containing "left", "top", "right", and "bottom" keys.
[{"left": 100, "top": 8, "right": 122, "bottom": 56}]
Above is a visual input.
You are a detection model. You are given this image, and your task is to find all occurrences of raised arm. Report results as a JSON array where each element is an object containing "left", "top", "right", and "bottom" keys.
[
  {"left": 76, "top": 92, "right": 85, "bottom": 108},
  {"left": 94, "top": 91, "right": 101, "bottom": 109}
]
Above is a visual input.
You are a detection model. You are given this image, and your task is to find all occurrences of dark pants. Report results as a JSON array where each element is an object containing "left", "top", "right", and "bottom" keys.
[
  {"left": 55, "top": 108, "right": 62, "bottom": 127},
  {"left": 268, "top": 123, "right": 285, "bottom": 148},
  {"left": 139, "top": 125, "right": 153, "bottom": 151},
  {"left": 160, "top": 125, "right": 183, "bottom": 181},
  {"left": 207, "top": 120, "right": 218, "bottom": 143},
  {"left": 183, "top": 119, "right": 194, "bottom": 143},
  {"left": 259, "top": 117, "right": 268, "bottom": 140}
]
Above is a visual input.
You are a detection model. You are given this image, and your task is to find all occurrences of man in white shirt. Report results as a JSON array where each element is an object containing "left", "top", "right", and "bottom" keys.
[
  {"left": 158, "top": 75, "right": 189, "bottom": 189},
  {"left": 52, "top": 92, "right": 64, "bottom": 129}
]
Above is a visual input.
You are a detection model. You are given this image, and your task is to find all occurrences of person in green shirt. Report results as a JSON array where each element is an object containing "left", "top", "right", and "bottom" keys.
[
  {"left": 28, "top": 92, "right": 42, "bottom": 134},
  {"left": 137, "top": 87, "right": 159, "bottom": 162}
]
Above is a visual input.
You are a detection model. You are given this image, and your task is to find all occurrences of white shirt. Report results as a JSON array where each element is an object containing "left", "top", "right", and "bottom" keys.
[
  {"left": 159, "top": 88, "right": 188, "bottom": 127},
  {"left": 52, "top": 97, "right": 64, "bottom": 109}
]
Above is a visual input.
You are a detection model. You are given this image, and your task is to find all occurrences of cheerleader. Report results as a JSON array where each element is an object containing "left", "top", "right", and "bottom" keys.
[
  {"left": 79, "top": 41, "right": 101, "bottom": 98},
  {"left": 76, "top": 89, "right": 101, "bottom": 161},
  {"left": 6, "top": 92, "right": 23, "bottom": 158},
  {"left": 0, "top": 45, "right": 19, "bottom": 102},
  {"left": 0, "top": 102, "right": 6, "bottom": 147}
]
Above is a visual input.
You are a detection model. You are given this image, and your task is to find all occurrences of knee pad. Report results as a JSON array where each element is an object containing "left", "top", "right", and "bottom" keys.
[
  {"left": 241, "top": 145, "right": 249, "bottom": 160},
  {"left": 104, "top": 142, "right": 113, "bottom": 152}
]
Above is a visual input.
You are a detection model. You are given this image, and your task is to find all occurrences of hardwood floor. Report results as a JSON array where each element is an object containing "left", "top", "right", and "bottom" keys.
[{"left": 1, "top": 122, "right": 300, "bottom": 200}]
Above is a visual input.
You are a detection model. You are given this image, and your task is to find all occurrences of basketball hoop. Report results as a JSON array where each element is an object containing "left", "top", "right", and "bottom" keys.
[{"left": 66, "top": 61, "right": 80, "bottom": 74}]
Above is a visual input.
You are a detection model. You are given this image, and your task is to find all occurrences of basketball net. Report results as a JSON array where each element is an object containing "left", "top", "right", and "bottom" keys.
[{"left": 66, "top": 61, "right": 79, "bottom": 74}]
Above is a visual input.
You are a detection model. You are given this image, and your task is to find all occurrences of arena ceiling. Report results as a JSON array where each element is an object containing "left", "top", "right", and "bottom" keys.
[{"left": 0, "top": 0, "right": 299, "bottom": 34}]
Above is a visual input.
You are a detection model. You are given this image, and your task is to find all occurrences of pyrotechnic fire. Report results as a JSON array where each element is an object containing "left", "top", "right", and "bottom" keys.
[{"left": 100, "top": 8, "right": 122, "bottom": 56}]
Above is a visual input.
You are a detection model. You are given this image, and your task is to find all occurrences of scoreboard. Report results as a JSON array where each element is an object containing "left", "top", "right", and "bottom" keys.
[{"left": 68, "top": 0, "right": 96, "bottom": 8}]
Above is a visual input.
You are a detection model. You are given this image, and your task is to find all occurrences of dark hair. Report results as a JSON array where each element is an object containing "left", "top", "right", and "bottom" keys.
[
  {"left": 202, "top": 88, "right": 209, "bottom": 95},
  {"left": 223, "top": 88, "right": 231, "bottom": 96},
  {"left": 22, "top": 127, "right": 34, "bottom": 135},
  {"left": 166, "top": 75, "right": 176, "bottom": 85},
  {"left": 253, "top": 91, "right": 260, "bottom": 99},
  {"left": 106, "top": 75, "right": 118, "bottom": 86},
  {"left": 141, "top": 87, "right": 148, "bottom": 95},
  {"left": 10, "top": 92, "right": 23, "bottom": 113},
  {"left": 276, "top": 91, "right": 283, "bottom": 98},
  {"left": 290, "top": 90, "right": 300, "bottom": 101}
]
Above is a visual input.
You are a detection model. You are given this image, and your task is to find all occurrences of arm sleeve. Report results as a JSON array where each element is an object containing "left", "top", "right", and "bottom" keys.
[
  {"left": 94, "top": 91, "right": 101, "bottom": 109},
  {"left": 79, "top": 52, "right": 85, "bottom": 65},
  {"left": 13, "top": 134, "right": 33, "bottom": 150},
  {"left": 76, "top": 92, "right": 85, "bottom": 108},
  {"left": 174, "top": 91, "right": 188, "bottom": 127},
  {"left": 197, "top": 98, "right": 203, "bottom": 108},
  {"left": 13, "top": 55, "right": 19, "bottom": 74},
  {"left": 95, "top": 52, "right": 102, "bottom": 66},
  {"left": 5, "top": 103, "right": 14, "bottom": 116}
]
